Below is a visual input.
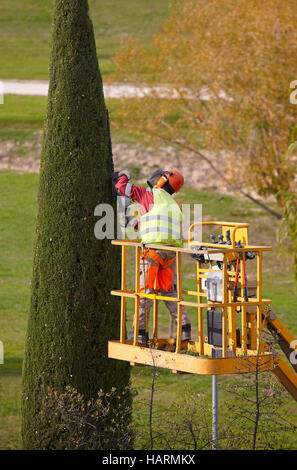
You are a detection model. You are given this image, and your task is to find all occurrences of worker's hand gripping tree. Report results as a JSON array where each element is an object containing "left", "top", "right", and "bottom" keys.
[{"left": 21, "top": 0, "right": 131, "bottom": 449}]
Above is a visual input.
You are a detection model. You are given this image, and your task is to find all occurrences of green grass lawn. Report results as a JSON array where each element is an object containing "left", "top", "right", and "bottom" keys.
[
  {"left": 0, "top": 0, "right": 171, "bottom": 80},
  {"left": 0, "top": 95, "right": 47, "bottom": 137},
  {"left": 0, "top": 172, "right": 39, "bottom": 449},
  {"left": 0, "top": 95, "right": 175, "bottom": 155},
  {"left": 0, "top": 169, "right": 296, "bottom": 449},
  {"left": 0, "top": 95, "right": 146, "bottom": 144}
]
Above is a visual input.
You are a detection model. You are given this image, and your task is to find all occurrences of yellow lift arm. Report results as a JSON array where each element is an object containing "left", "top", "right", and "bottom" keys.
[{"left": 264, "top": 310, "right": 297, "bottom": 401}]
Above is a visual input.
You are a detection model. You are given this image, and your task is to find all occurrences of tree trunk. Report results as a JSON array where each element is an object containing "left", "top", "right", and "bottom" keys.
[{"left": 21, "top": 0, "right": 131, "bottom": 449}]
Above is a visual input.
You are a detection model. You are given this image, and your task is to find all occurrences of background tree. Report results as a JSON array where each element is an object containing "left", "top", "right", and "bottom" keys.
[
  {"left": 112, "top": 0, "right": 297, "bottom": 220},
  {"left": 21, "top": 0, "right": 131, "bottom": 449},
  {"left": 278, "top": 142, "right": 297, "bottom": 281}
]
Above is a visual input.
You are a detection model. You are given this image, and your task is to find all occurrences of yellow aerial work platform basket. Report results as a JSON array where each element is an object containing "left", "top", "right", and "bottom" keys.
[{"left": 108, "top": 221, "right": 276, "bottom": 375}]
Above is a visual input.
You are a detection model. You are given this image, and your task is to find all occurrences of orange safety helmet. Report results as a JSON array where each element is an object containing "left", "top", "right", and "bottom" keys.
[{"left": 155, "top": 170, "right": 184, "bottom": 194}]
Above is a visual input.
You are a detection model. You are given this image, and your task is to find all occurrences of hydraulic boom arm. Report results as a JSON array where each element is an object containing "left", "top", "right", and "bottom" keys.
[{"left": 264, "top": 311, "right": 297, "bottom": 401}]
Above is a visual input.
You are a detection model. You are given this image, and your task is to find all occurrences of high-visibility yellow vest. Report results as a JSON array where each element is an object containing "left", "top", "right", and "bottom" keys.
[{"left": 140, "top": 188, "right": 183, "bottom": 247}]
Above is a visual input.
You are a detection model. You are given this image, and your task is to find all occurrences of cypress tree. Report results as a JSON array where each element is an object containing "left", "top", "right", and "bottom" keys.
[{"left": 22, "top": 0, "right": 130, "bottom": 449}]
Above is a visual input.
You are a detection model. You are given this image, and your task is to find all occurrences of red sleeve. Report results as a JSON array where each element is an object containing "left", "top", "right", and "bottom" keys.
[
  {"left": 115, "top": 175, "right": 147, "bottom": 202},
  {"left": 115, "top": 175, "right": 154, "bottom": 213}
]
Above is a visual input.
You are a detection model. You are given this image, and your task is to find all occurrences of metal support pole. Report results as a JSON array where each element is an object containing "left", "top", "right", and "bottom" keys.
[{"left": 212, "top": 348, "right": 219, "bottom": 450}]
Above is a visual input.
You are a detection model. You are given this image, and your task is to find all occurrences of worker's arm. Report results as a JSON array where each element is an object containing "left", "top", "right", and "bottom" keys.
[{"left": 115, "top": 170, "right": 153, "bottom": 210}]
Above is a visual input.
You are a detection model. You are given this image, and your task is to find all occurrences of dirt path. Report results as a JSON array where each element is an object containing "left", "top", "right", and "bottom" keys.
[
  {"left": 2, "top": 79, "right": 156, "bottom": 98},
  {"left": 0, "top": 79, "right": 214, "bottom": 100},
  {"left": 0, "top": 132, "right": 226, "bottom": 192},
  {"left": 0, "top": 79, "right": 179, "bottom": 99}
]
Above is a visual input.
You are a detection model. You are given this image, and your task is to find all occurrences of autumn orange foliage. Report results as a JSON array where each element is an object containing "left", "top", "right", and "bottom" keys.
[{"left": 112, "top": 0, "right": 297, "bottom": 216}]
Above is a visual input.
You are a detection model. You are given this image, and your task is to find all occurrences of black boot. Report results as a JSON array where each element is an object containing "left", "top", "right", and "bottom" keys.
[
  {"left": 181, "top": 324, "right": 191, "bottom": 341},
  {"left": 127, "top": 328, "right": 149, "bottom": 345}
]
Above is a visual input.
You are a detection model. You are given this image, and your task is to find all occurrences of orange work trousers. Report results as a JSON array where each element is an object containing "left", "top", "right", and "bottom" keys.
[{"left": 136, "top": 248, "right": 190, "bottom": 331}]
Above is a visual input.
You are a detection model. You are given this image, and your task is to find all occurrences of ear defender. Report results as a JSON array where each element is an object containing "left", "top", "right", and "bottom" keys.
[{"left": 155, "top": 175, "right": 169, "bottom": 189}]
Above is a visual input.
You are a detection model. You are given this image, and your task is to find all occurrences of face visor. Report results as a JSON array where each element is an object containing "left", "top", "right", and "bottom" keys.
[{"left": 146, "top": 169, "right": 165, "bottom": 188}]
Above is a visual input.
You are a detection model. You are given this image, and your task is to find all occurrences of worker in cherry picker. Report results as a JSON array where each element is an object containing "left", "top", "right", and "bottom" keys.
[{"left": 114, "top": 168, "right": 191, "bottom": 344}]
